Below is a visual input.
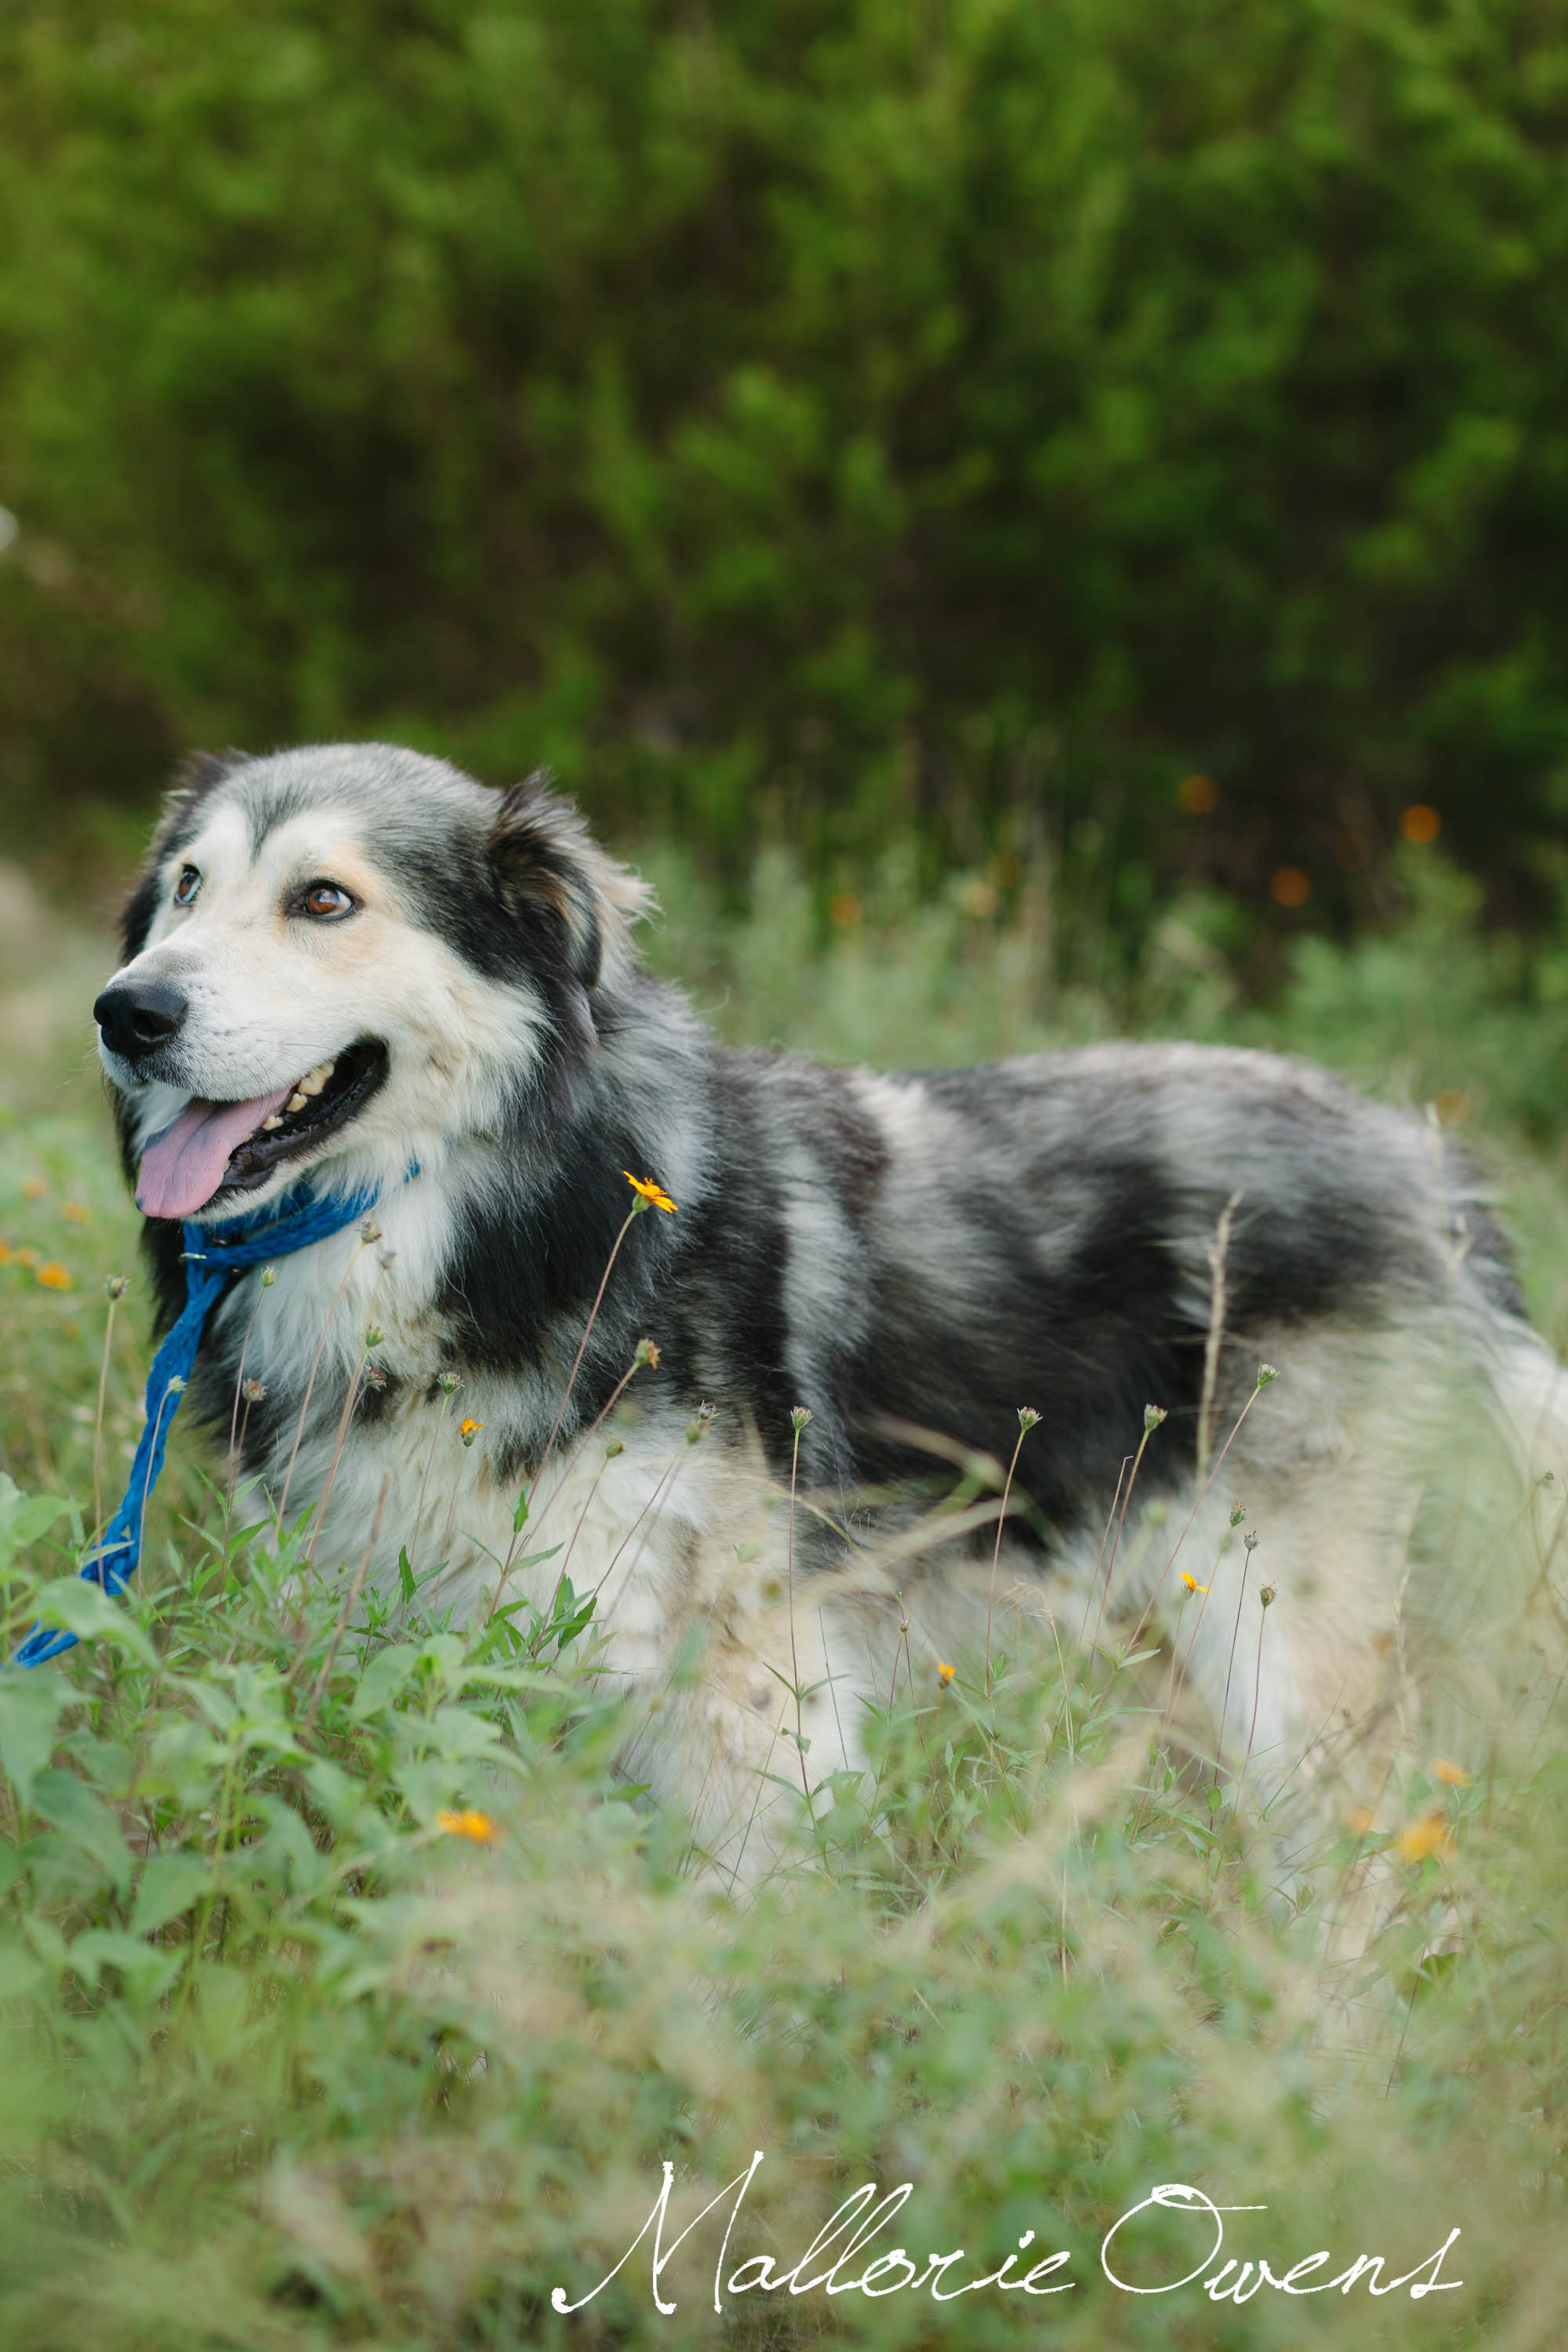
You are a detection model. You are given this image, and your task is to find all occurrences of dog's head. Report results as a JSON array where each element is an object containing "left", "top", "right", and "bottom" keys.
[{"left": 96, "top": 744, "right": 652, "bottom": 1221}]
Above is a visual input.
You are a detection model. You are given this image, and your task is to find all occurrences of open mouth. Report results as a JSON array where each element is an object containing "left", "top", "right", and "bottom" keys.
[{"left": 136, "top": 1040, "right": 390, "bottom": 1220}]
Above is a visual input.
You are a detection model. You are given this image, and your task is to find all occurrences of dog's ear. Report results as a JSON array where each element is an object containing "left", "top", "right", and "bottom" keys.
[
  {"left": 119, "top": 750, "right": 250, "bottom": 960},
  {"left": 488, "top": 770, "right": 652, "bottom": 994}
]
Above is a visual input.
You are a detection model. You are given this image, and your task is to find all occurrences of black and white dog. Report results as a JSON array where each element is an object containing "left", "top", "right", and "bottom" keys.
[{"left": 94, "top": 744, "right": 1567, "bottom": 1875}]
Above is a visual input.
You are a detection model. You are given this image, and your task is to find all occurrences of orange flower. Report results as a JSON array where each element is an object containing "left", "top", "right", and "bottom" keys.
[
  {"left": 459, "top": 1417, "right": 484, "bottom": 1448},
  {"left": 436, "top": 1807, "right": 495, "bottom": 1844},
  {"left": 1401, "top": 804, "right": 1441, "bottom": 845},
  {"left": 1396, "top": 1814, "right": 1454, "bottom": 1864},
  {"left": 60, "top": 1202, "right": 89, "bottom": 1225},
  {"left": 937, "top": 1661, "right": 955, "bottom": 1686},
  {"left": 1431, "top": 1759, "right": 1471, "bottom": 1788},
  {"left": 13, "top": 1247, "right": 38, "bottom": 1268},
  {"left": 1179, "top": 1570, "right": 1208, "bottom": 1595},
  {"left": 1345, "top": 1806, "right": 1379, "bottom": 1837},
  {"left": 34, "top": 1262, "right": 72, "bottom": 1291},
  {"left": 20, "top": 1177, "right": 45, "bottom": 1201},
  {"left": 624, "top": 1171, "right": 678, "bottom": 1214}
]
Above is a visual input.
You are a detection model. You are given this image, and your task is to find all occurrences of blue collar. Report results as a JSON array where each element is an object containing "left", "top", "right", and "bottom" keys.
[{"left": 12, "top": 1178, "right": 387, "bottom": 1668}]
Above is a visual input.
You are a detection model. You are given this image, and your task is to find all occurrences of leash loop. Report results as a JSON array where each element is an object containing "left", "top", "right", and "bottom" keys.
[{"left": 10, "top": 1180, "right": 387, "bottom": 1668}]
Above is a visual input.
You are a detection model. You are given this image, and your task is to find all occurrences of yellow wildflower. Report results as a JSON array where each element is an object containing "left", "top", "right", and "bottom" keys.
[
  {"left": 937, "top": 1661, "right": 954, "bottom": 1686},
  {"left": 13, "top": 1247, "right": 38, "bottom": 1268},
  {"left": 1345, "top": 1806, "right": 1379, "bottom": 1837},
  {"left": 20, "top": 1177, "right": 45, "bottom": 1201},
  {"left": 1179, "top": 1570, "right": 1208, "bottom": 1595},
  {"left": 1431, "top": 1759, "right": 1471, "bottom": 1788},
  {"left": 435, "top": 1807, "right": 495, "bottom": 1845},
  {"left": 624, "top": 1171, "right": 678, "bottom": 1214},
  {"left": 60, "top": 1202, "right": 89, "bottom": 1225},
  {"left": 1396, "top": 1814, "right": 1454, "bottom": 1864},
  {"left": 34, "top": 1261, "right": 71, "bottom": 1290},
  {"left": 459, "top": 1417, "right": 484, "bottom": 1448},
  {"left": 0, "top": 1243, "right": 12, "bottom": 1265}
]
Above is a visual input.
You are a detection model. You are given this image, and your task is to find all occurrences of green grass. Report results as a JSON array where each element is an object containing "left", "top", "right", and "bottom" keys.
[{"left": 0, "top": 850, "right": 1566, "bottom": 2347}]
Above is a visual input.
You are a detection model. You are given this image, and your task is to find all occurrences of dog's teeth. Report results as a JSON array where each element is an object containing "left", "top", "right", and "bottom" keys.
[
  {"left": 299, "top": 1067, "right": 327, "bottom": 1096},
  {"left": 321, "top": 1059, "right": 336, "bottom": 1078},
  {"left": 261, "top": 1115, "right": 284, "bottom": 1131},
  {"left": 286, "top": 1091, "right": 307, "bottom": 1113}
]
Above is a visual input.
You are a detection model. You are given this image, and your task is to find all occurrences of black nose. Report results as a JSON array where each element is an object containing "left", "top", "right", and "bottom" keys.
[{"left": 94, "top": 978, "right": 188, "bottom": 1065}]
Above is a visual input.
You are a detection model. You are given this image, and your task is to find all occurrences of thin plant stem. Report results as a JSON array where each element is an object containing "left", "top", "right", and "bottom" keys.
[
  {"left": 302, "top": 1475, "right": 389, "bottom": 1732},
  {"left": 1160, "top": 1534, "right": 1230, "bottom": 1737},
  {"left": 526, "top": 1350, "right": 650, "bottom": 1544},
  {"left": 818, "top": 1604, "right": 848, "bottom": 1789},
  {"left": 222, "top": 1390, "right": 263, "bottom": 1602},
  {"left": 92, "top": 1289, "right": 120, "bottom": 1541},
  {"left": 1196, "top": 1191, "right": 1242, "bottom": 1479},
  {"left": 1215, "top": 1537, "right": 1257, "bottom": 1780},
  {"left": 1159, "top": 1591, "right": 1189, "bottom": 1728},
  {"left": 303, "top": 1258, "right": 390, "bottom": 1566},
  {"left": 223, "top": 1276, "right": 270, "bottom": 1526},
  {"left": 985, "top": 1411, "right": 1038, "bottom": 1693},
  {"left": 595, "top": 1439, "right": 695, "bottom": 1615},
  {"left": 554, "top": 1446, "right": 621, "bottom": 1588},
  {"left": 726, "top": 1701, "right": 791, "bottom": 1898},
  {"left": 1089, "top": 1416, "right": 1163, "bottom": 1661},
  {"left": 786, "top": 1414, "right": 810, "bottom": 1802},
  {"left": 409, "top": 1387, "right": 457, "bottom": 1571},
  {"left": 1121, "top": 1370, "right": 1275, "bottom": 1664},
  {"left": 1234, "top": 1600, "right": 1270, "bottom": 1814},
  {"left": 518, "top": 1204, "right": 641, "bottom": 1546},
  {"left": 1076, "top": 1453, "right": 1132, "bottom": 1648},
  {"left": 887, "top": 1594, "right": 911, "bottom": 1711},
  {"left": 438, "top": 1452, "right": 466, "bottom": 1573},
  {"left": 134, "top": 1376, "right": 186, "bottom": 1594},
  {"left": 274, "top": 1234, "right": 373, "bottom": 1536}
]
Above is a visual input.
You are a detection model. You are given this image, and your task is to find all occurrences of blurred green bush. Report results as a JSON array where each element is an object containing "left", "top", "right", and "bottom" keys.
[{"left": 3, "top": 0, "right": 1568, "bottom": 921}]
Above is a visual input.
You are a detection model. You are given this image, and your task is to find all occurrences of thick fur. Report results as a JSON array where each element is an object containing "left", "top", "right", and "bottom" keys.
[{"left": 98, "top": 744, "right": 1568, "bottom": 1898}]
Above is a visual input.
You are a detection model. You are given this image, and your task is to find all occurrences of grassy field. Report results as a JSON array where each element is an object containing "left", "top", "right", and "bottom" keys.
[{"left": 0, "top": 844, "right": 1566, "bottom": 2348}]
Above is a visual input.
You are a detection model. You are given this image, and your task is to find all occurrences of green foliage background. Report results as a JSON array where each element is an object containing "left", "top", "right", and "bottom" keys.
[{"left": 4, "top": 0, "right": 1568, "bottom": 924}]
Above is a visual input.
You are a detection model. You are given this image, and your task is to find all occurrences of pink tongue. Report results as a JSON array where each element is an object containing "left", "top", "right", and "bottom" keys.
[{"left": 136, "top": 1086, "right": 296, "bottom": 1219}]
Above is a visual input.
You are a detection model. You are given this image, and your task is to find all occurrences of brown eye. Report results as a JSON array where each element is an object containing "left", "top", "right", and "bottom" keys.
[
  {"left": 173, "top": 865, "right": 201, "bottom": 906},
  {"left": 299, "top": 882, "right": 355, "bottom": 920}
]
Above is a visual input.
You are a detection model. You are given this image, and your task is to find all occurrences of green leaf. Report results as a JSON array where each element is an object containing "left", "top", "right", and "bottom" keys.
[
  {"left": 27, "top": 1576, "right": 155, "bottom": 1664},
  {"left": 130, "top": 1850, "right": 215, "bottom": 1938},
  {"left": 514, "top": 1544, "right": 561, "bottom": 1570},
  {"left": 0, "top": 1476, "right": 71, "bottom": 1568},
  {"left": 31, "top": 1769, "right": 133, "bottom": 1895},
  {"left": 0, "top": 1932, "right": 48, "bottom": 2002},
  {"left": 0, "top": 1669, "right": 65, "bottom": 1813},
  {"left": 348, "top": 1642, "right": 421, "bottom": 1721},
  {"left": 69, "top": 1928, "right": 183, "bottom": 2000}
]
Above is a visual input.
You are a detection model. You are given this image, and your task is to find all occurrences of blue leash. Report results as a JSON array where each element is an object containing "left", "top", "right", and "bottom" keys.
[{"left": 12, "top": 1180, "right": 385, "bottom": 1668}]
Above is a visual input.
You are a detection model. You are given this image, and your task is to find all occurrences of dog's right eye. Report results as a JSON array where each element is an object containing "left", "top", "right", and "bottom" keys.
[{"left": 173, "top": 866, "right": 201, "bottom": 907}]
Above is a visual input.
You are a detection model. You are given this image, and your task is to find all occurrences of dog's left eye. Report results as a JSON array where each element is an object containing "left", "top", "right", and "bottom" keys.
[
  {"left": 296, "top": 883, "right": 356, "bottom": 920},
  {"left": 172, "top": 865, "right": 201, "bottom": 907}
]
